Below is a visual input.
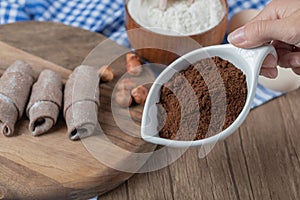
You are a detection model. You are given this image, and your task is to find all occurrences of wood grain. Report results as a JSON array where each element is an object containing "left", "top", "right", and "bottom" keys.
[
  {"left": 0, "top": 41, "right": 71, "bottom": 81},
  {"left": 124, "top": 0, "right": 228, "bottom": 65},
  {"left": 1, "top": 21, "right": 299, "bottom": 200},
  {"left": 0, "top": 22, "right": 156, "bottom": 200},
  {"left": 101, "top": 88, "right": 300, "bottom": 200}
]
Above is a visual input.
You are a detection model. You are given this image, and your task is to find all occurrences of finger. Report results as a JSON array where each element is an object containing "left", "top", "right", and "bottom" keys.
[
  {"left": 259, "top": 54, "right": 278, "bottom": 78},
  {"left": 227, "top": 0, "right": 277, "bottom": 45},
  {"left": 278, "top": 52, "right": 300, "bottom": 68},
  {"left": 260, "top": 67, "right": 278, "bottom": 79},
  {"left": 228, "top": 19, "right": 287, "bottom": 48},
  {"left": 262, "top": 54, "right": 278, "bottom": 68},
  {"left": 272, "top": 40, "right": 295, "bottom": 52},
  {"left": 249, "top": 0, "right": 300, "bottom": 21},
  {"left": 272, "top": 41, "right": 298, "bottom": 67},
  {"left": 247, "top": 4, "right": 277, "bottom": 22},
  {"left": 276, "top": 48, "right": 292, "bottom": 67},
  {"left": 292, "top": 67, "right": 300, "bottom": 75}
]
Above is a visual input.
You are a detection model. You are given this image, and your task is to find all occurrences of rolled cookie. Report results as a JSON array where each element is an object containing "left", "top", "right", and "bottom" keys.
[
  {"left": 0, "top": 60, "right": 35, "bottom": 136},
  {"left": 26, "top": 70, "right": 63, "bottom": 136},
  {"left": 64, "top": 65, "right": 100, "bottom": 141}
]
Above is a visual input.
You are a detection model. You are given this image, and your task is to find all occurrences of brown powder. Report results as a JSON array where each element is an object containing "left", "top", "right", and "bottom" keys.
[{"left": 158, "top": 56, "right": 247, "bottom": 140}]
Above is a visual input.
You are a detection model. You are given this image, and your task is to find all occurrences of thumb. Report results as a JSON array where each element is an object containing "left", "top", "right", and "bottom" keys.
[{"left": 228, "top": 19, "right": 293, "bottom": 48}]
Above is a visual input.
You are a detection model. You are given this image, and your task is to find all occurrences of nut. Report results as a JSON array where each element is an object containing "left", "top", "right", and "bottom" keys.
[
  {"left": 98, "top": 65, "right": 114, "bottom": 82},
  {"left": 126, "top": 52, "right": 143, "bottom": 76},
  {"left": 131, "top": 85, "right": 148, "bottom": 104},
  {"left": 127, "top": 60, "right": 142, "bottom": 76},
  {"left": 126, "top": 52, "right": 140, "bottom": 63},
  {"left": 115, "top": 89, "right": 133, "bottom": 107},
  {"left": 116, "top": 78, "right": 136, "bottom": 91}
]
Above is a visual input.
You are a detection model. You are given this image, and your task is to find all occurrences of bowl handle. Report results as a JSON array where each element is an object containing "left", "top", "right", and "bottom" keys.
[{"left": 226, "top": 44, "right": 278, "bottom": 76}]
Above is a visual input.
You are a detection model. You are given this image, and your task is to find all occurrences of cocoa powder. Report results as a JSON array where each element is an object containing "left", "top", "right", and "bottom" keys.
[{"left": 158, "top": 56, "right": 247, "bottom": 140}]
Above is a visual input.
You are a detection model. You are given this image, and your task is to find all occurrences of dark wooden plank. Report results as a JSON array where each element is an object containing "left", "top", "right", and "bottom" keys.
[
  {"left": 217, "top": 89, "right": 300, "bottom": 200},
  {"left": 99, "top": 182, "right": 129, "bottom": 200},
  {"left": 103, "top": 88, "right": 299, "bottom": 199},
  {"left": 278, "top": 89, "right": 300, "bottom": 199},
  {"left": 126, "top": 168, "right": 173, "bottom": 200},
  {"left": 0, "top": 155, "right": 71, "bottom": 200}
]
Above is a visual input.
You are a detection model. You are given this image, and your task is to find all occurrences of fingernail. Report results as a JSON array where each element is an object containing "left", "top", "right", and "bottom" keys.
[
  {"left": 263, "top": 54, "right": 277, "bottom": 67},
  {"left": 228, "top": 26, "right": 246, "bottom": 45},
  {"left": 269, "top": 68, "right": 278, "bottom": 78},
  {"left": 261, "top": 67, "right": 278, "bottom": 78}
]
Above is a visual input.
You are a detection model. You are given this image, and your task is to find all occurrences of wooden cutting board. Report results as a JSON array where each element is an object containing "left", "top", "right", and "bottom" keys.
[{"left": 0, "top": 22, "right": 156, "bottom": 200}]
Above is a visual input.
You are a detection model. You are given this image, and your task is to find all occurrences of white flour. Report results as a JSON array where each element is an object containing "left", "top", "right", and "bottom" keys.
[{"left": 128, "top": 0, "right": 225, "bottom": 36}]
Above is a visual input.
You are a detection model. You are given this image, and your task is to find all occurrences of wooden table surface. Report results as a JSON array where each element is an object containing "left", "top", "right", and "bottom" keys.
[{"left": 1, "top": 22, "right": 299, "bottom": 200}]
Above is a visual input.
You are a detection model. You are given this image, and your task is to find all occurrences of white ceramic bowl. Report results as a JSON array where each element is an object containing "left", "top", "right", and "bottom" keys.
[{"left": 141, "top": 44, "right": 277, "bottom": 148}]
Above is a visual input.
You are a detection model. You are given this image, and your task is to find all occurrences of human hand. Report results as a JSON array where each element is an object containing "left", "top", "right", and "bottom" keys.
[
  {"left": 228, "top": 0, "right": 300, "bottom": 78},
  {"left": 159, "top": 0, "right": 194, "bottom": 10}
]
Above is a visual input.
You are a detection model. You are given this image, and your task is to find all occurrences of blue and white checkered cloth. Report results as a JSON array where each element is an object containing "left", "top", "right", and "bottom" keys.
[{"left": 0, "top": 0, "right": 283, "bottom": 109}]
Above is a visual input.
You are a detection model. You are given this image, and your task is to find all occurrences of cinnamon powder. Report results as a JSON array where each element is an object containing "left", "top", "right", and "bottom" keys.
[{"left": 158, "top": 56, "right": 247, "bottom": 140}]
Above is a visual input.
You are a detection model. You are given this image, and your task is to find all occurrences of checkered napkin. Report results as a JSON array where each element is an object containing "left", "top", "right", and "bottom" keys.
[{"left": 0, "top": 0, "right": 283, "bottom": 108}]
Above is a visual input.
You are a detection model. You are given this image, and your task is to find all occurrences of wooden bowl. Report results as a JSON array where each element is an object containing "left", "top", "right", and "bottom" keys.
[{"left": 125, "top": 0, "right": 228, "bottom": 65}]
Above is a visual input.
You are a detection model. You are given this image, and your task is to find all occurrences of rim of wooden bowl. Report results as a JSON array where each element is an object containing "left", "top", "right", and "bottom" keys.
[{"left": 125, "top": 0, "right": 228, "bottom": 38}]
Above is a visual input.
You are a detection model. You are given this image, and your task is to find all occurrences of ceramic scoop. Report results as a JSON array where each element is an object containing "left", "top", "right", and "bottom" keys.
[{"left": 141, "top": 44, "right": 277, "bottom": 148}]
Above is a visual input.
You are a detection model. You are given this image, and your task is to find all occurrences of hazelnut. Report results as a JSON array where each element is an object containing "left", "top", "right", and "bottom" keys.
[
  {"left": 115, "top": 89, "right": 133, "bottom": 107},
  {"left": 116, "top": 78, "right": 136, "bottom": 91},
  {"left": 127, "top": 60, "right": 142, "bottom": 76},
  {"left": 126, "top": 52, "right": 143, "bottom": 76},
  {"left": 126, "top": 52, "right": 140, "bottom": 63},
  {"left": 131, "top": 85, "right": 148, "bottom": 104},
  {"left": 98, "top": 65, "right": 114, "bottom": 82}
]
